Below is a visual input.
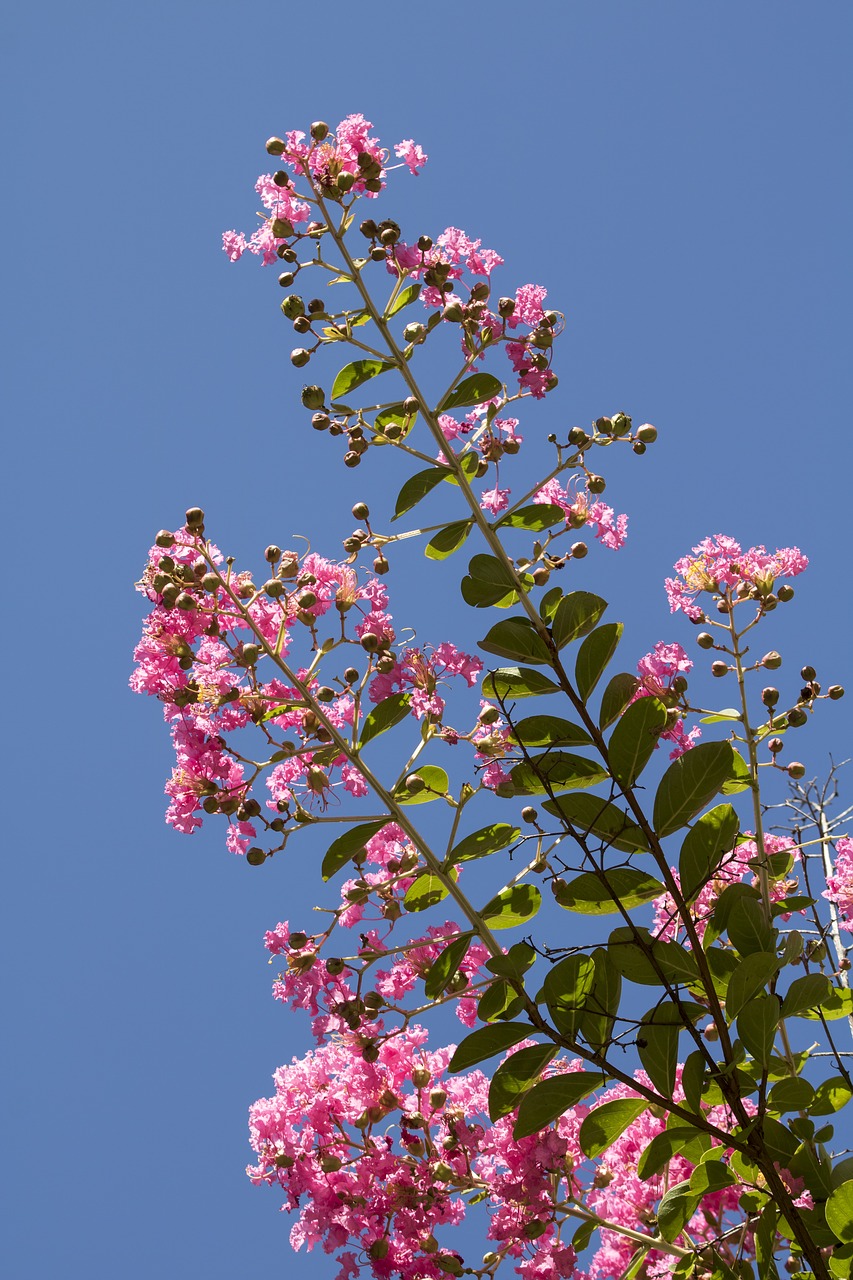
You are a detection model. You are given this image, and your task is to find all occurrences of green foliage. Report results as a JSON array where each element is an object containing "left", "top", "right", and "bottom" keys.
[
  {"left": 437, "top": 372, "right": 503, "bottom": 411},
  {"left": 359, "top": 691, "right": 412, "bottom": 744},
  {"left": 425, "top": 520, "right": 473, "bottom": 560},
  {"left": 551, "top": 591, "right": 608, "bottom": 647},
  {"left": 575, "top": 622, "right": 623, "bottom": 701},
  {"left": 448, "top": 1023, "right": 533, "bottom": 1073},
  {"left": 331, "top": 358, "right": 395, "bottom": 401},
  {"left": 423, "top": 932, "right": 473, "bottom": 999},
  {"left": 541, "top": 792, "right": 649, "bottom": 852},
  {"left": 513, "top": 1072, "right": 606, "bottom": 1139},
  {"left": 552, "top": 867, "right": 665, "bottom": 914},
  {"left": 598, "top": 672, "right": 641, "bottom": 730},
  {"left": 509, "top": 751, "right": 608, "bottom": 795},
  {"left": 482, "top": 666, "right": 561, "bottom": 700},
  {"left": 679, "top": 804, "right": 740, "bottom": 902},
  {"left": 542, "top": 954, "right": 596, "bottom": 1040},
  {"left": 480, "top": 883, "right": 542, "bottom": 930},
  {"left": 488, "top": 1043, "right": 558, "bottom": 1121},
  {"left": 579, "top": 1097, "right": 648, "bottom": 1158},
  {"left": 496, "top": 504, "right": 567, "bottom": 531},
  {"left": 479, "top": 617, "right": 554, "bottom": 665},
  {"left": 393, "top": 765, "right": 449, "bottom": 804},
  {"left": 607, "top": 695, "right": 668, "bottom": 787},
  {"left": 653, "top": 741, "right": 737, "bottom": 838},
  {"left": 509, "top": 715, "right": 592, "bottom": 748},
  {"left": 321, "top": 820, "right": 389, "bottom": 880},
  {"left": 447, "top": 823, "right": 520, "bottom": 865},
  {"left": 462, "top": 553, "right": 533, "bottom": 608}
]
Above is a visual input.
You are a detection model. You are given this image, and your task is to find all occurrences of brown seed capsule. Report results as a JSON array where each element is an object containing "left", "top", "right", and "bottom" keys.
[
  {"left": 762, "top": 651, "right": 782, "bottom": 669},
  {"left": 801, "top": 665, "right": 817, "bottom": 682},
  {"left": 711, "top": 661, "right": 729, "bottom": 678},
  {"left": 787, "top": 762, "right": 806, "bottom": 779},
  {"left": 777, "top": 584, "right": 795, "bottom": 602},
  {"left": 185, "top": 506, "right": 205, "bottom": 527},
  {"left": 417, "top": 235, "right": 433, "bottom": 252},
  {"left": 343, "top": 451, "right": 361, "bottom": 468},
  {"left": 264, "top": 579, "right": 283, "bottom": 598},
  {"left": 568, "top": 426, "right": 589, "bottom": 446},
  {"left": 404, "top": 774, "right": 426, "bottom": 793},
  {"left": 696, "top": 632, "right": 714, "bottom": 649},
  {"left": 360, "top": 632, "right": 380, "bottom": 651},
  {"left": 787, "top": 707, "right": 808, "bottom": 727},
  {"left": 571, "top": 542, "right": 589, "bottom": 559},
  {"left": 373, "top": 556, "right": 389, "bottom": 575},
  {"left": 325, "top": 957, "right": 346, "bottom": 975},
  {"left": 271, "top": 217, "right": 293, "bottom": 238},
  {"left": 155, "top": 530, "right": 174, "bottom": 548},
  {"left": 265, "top": 137, "right": 286, "bottom": 156},
  {"left": 290, "top": 348, "right": 310, "bottom": 368},
  {"left": 829, "top": 685, "right": 845, "bottom": 700},
  {"left": 632, "top": 441, "right": 647, "bottom": 455},
  {"left": 497, "top": 297, "right": 516, "bottom": 317},
  {"left": 761, "top": 687, "right": 780, "bottom": 706},
  {"left": 521, "top": 806, "right": 538, "bottom": 824},
  {"left": 246, "top": 847, "right": 267, "bottom": 866},
  {"left": 637, "top": 423, "right": 658, "bottom": 444},
  {"left": 768, "top": 737, "right": 784, "bottom": 754}
]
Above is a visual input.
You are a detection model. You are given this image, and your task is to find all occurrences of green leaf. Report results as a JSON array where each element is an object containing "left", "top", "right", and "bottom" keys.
[
  {"left": 608, "top": 696, "right": 668, "bottom": 788},
  {"left": 728, "top": 895, "right": 777, "bottom": 957},
  {"left": 657, "top": 1182, "right": 701, "bottom": 1243},
  {"left": 478, "top": 979, "right": 525, "bottom": 1023},
  {"left": 551, "top": 591, "right": 608, "bottom": 648},
  {"left": 496, "top": 504, "right": 567, "bottom": 531},
  {"left": 725, "top": 951, "right": 781, "bottom": 1021},
  {"left": 638, "top": 1126, "right": 709, "bottom": 1181},
  {"left": 637, "top": 1008, "right": 680, "bottom": 1098},
  {"left": 826, "top": 1181, "right": 853, "bottom": 1243},
  {"left": 539, "top": 587, "right": 563, "bottom": 621},
  {"left": 448, "top": 1022, "right": 533, "bottom": 1073},
  {"left": 688, "top": 1158, "right": 736, "bottom": 1195},
  {"left": 375, "top": 401, "right": 410, "bottom": 434},
  {"left": 541, "top": 793, "right": 649, "bottom": 853},
  {"left": 782, "top": 972, "right": 832, "bottom": 1017},
  {"left": 510, "top": 715, "right": 592, "bottom": 748},
  {"left": 423, "top": 933, "right": 473, "bottom": 999},
  {"left": 479, "top": 617, "right": 554, "bottom": 666},
  {"left": 321, "top": 820, "right": 388, "bottom": 881},
  {"left": 486, "top": 941, "right": 537, "bottom": 980},
  {"left": 681, "top": 1050, "right": 705, "bottom": 1114},
  {"left": 481, "top": 883, "right": 542, "bottom": 930},
  {"left": 575, "top": 623, "right": 623, "bottom": 702},
  {"left": 812, "top": 1076, "right": 853, "bottom": 1116},
  {"left": 386, "top": 282, "right": 422, "bottom": 317},
  {"left": 608, "top": 927, "right": 700, "bottom": 986},
  {"left": 543, "top": 954, "right": 596, "bottom": 1040},
  {"left": 599, "top": 673, "right": 641, "bottom": 731},
  {"left": 404, "top": 871, "right": 450, "bottom": 912},
  {"left": 438, "top": 371, "right": 503, "bottom": 411},
  {"left": 768, "top": 1076, "right": 815, "bottom": 1114},
  {"left": 720, "top": 747, "right": 751, "bottom": 795},
  {"left": 331, "top": 358, "right": 395, "bottom": 401},
  {"left": 447, "top": 823, "right": 520, "bottom": 866},
  {"left": 462, "top": 554, "right": 531, "bottom": 608},
  {"left": 394, "top": 765, "right": 449, "bottom": 805},
  {"left": 510, "top": 751, "right": 608, "bottom": 795},
  {"left": 482, "top": 666, "right": 561, "bottom": 701},
  {"left": 737, "top": 995, "right": 780, "bottom": 1067},
  {"left": 360, "top": 692, "right": 412, "bottom": 745},
  {"left": 513, "top": 1072, "right": 606, "bottom": 1139},
  {"left": 425, "top": 520, "right": 473, "bottom": 560},
  {"left": 579, "top": 947, "right": 622, "bottom": 1051},
  {"left": 553, "top": 868, "right": 665, "bottom": 915},
  {"left": 488, "top": 1044, "right": 558, "bottom": 1120},
  {"left": 393, "top": 465, "right": 450, "bottom": 519},
  {"left": 679, "top": 804, "right": 740, "bottom": 903},
  {"left": 653, "top": 741, "right": 737, "bottom": 839},
  {"left": 579, "top": 1097, "right": 648, "bottom": 1158},
  {"left": 699, "top": 708, "right": 742, "bottom": 724}
]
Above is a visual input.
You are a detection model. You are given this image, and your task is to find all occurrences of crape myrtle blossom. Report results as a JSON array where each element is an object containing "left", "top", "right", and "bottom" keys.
[
  {"left": 534, "top": 479, "right": 628, "bottom": 550},
  {"left": 632, "top": 641, "right": 702, "bottom": 759},
  {"left": 653, "top": 832, "right": 801, "bottom": 942},
  {"left": 665, "top": 535, "right": 808, "bottom": 619},
  {"left": 367, "top": 642, "right": 482, "bottom": 720},
  {"left": 824, "top": 836, "right": 853, "bottom": 931}
]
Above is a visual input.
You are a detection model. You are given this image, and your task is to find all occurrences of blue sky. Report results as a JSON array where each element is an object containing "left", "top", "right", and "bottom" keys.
[{"left": 3, "top": 3, "right": 851, "bottom": 1276}]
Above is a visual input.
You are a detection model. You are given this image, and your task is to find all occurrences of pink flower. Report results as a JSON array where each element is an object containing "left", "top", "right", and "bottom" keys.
[
  {"left": 666, "top": 535, "right": 808, "bottom": 617},
  {"left": 479, "top": 485, "right": 511, "bottom": 515},
  {"left": 394, "top": 139, "right": 428, "bottom": 174},
  {"left": 222, "top": 230, "right": 247, "bottom": 262},
  {"left": 824, "top": 836, "right": 853, "bottom": 931}
]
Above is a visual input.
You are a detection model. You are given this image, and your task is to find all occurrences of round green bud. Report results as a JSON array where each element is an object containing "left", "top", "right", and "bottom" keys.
[
  {"left": 787, "top": 762, "right": 806, "bottom": 779},
  {"left": 241, "top": 643, "right": 260, "bottom": 665},
  {"left": 801, "top": 665, "right": 816, "bottom": 682},
  {"left": 298, "top": 591, "right": 316, "bottom": 608},
  {"left": 442, "top": 301, "right": 465, "bottom": 323},
  {"left": 263, "top": 579, "right": 283, "bottom": 598},
  {"left": 271, "top": 217, "right": 293, "bottom": 238},
  {"left": 762, "top": 651, "right": 783, "bottom": 670},
  {"left": 697, "top": 632, "right": 714, "bottom": 649},
  {"left": 175, "top": 591, "right": 195, "bottom": 611},
  {"left": 360, "top": 632, "right": 380, "bottom": 652},
  {"left": 290, "top": 348, "right": 311, "bottom": 368},
  {"left": 325, "top": 957, "right": 346, "bottom": 975},
  {"left": 521, "top": 806, "right": 538, "bottom": 824},
  {"left": 587, "top": 474, "right": 606, "bottom": 494},
  {"left": 777, "top": 584, "right": 795, "bottom": 602},
  {"left": 404, "top": 774, "right": 426, "bottom": 793},
  {"left": 611, "top": 412, "right": 632, "bottom": 436},
  {"left": 280, "top": 295, "right": 305, "bottom": 320},
  {"left": 403, "top": 322, "right": 426, "bottom": 343},
  {"left": 301, "top": 385, "right": 325, "bottom": 410},
  {"left": 155, "top": 530, "right": 174, "bottom": 548},
  {"left": 768, "top": 737, "right": 784, "bottom": 754},
  {"left": 277, "top": 273, "right": 294, "bottom": 289},
  {"left": 310, "top": 120, "right": 329, "bottom": 141},
  {"left": 265, "top": 137, "right": 286, "bottom": 155},
  {"left": 352, "top": 502, "right": 369, "bottom": 520},
  {"left": 637, "top": 423, "right": 658, "bottom": 444},
  {"left": 711, "top": 661, "right": 729, "bottom": 678},
  {"left": 532, "top": 566, "right": 550, "bottom": 586},
  {"left": 246, "top": 847, "right": 267, "bottom": 866},
  {"left": 337, "top": 171, "right": 355, "bottom": 194}
]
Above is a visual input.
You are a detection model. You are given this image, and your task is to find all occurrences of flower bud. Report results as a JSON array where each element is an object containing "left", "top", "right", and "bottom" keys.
[
  {"left": 360, "top": 219, "right": 378, "bottom": 239},
  {"left": 301, "top": 385, "right": 325, "bottom": 411},
  {"left": 264, "top": 578, "right": 284, "bottom": 598},
  {"left": 404, "top": 774, "right": 426, "bottom": 793},
  {"left": 787, "top": 762, "right": 806, "bottom": 779},
  {"left": 185, "top": 506, "right": 204, "bottom": 528},
  {"left": 403, "top": 322, "right": 426, "bottom": 343},
  {"left": 278, "top": 271, "right": 295, "bottom": 288},
  {"left": 344, "top": 667, "right": 359, "bottom": 685},
  {"left": 319, "top": 1154, "right": 342, "bottom": 1172},
  {"left": 290, "top": 348, "right": 311, "bottom": 368},
  {"left": 762, "top": 651, "right": 782, "bottom": 670},
  {"left": 361, "top": 1043, "right": 380, "bottom": 1063},
  {"left": 711, "top": 661, "right": 729, "bottom": 678},
  {"left": 436, "top": 1255, "right": 463, "bottom": 1275},
  {"left": 343, "top": 451, "right": 361, "bottom": 467},
  {"left": 571, "top": 542, "right": 589, "bottom": 559},
  {"left": 442, "top": 301, "right": 465, "bottom": 324},
  {"left": 417, "top": 235, "right": 433, "bottom": 252},
  {"left": 272, "top": 170, "right": 290, "bottom": 188},
  {"left": 368, "top": 1239, "right": 389, "bottom": 1260},
  {"left": 310, "top": 120, "right": 329, "bottom": 141},
  {"left": 787, "top": 707, "right": 808, "bottom": 727},
  {"left": 611, "top": 412, "right": 632, "bottom": 437},
  {"left": 637, "top": 423, "right": 657, "bottom": 444},
  {"left": 768, "top": 737, "right": 784, "bottom": 754},
  {"left": 568, "top": 426, "right": 589, "bottom": 446},
  {"left": 175, "top": 591, "right": 195, "bottom": 611},
  {"left": 532, "top": 566, "right": 550, "bottom": 586},
  {"left": 373, "top": 555, "right": 389, "bottom": 575},
  {"left": 497, "top": 297, "right": 516, "bottom": 317},
  {"left": 271, "top": 217, "right": 293, "bottom": 239},
  {"left": 632, "top": 441, "right": 646, "bottom": 455},
  {"left": 696, "top": 632, "right": 714, "bottom": 650},
  {"left": 280, "top": 294, "right": 305, "bottom": 320},
  {"left": 351, "top": 502, "right": 370, "bottom": 521},
  {"left": 801, "top": 665, "right": 816, "bottom": 682},
  {"left": 369, "top": 245, "right": 387, "bottom": 262},
  {"left": 521, "top": 806, "right": 538, "bottom": 824},
  {"left": 403, "top": 396, "right": 420, "bottom": 416},
  {"left": 265, "top": 137, "right": 286, "bottom": 155},
  {"left": 360, "top": 632, "right": 380, "bottom": 652},
  {"left": 829, "top": 685, "right": 845, "bottom": 700},
  {"left": 241, "top": 643, "right": 260, "bottom": 665},
  {"left": 777, "top": 584, "right": 795, "bottom": 602},
  {"left": 761, "top": 687, "right": 780, "bottom": 707},
  {"left": 246, "top": 847, "right": 267, "bottom": 866},
  {"left": 411, "top": 1066, "right": 431, "bottom": 1087},
  {"left": 155, "top": 530, "right": 174, "bottom": 548}
]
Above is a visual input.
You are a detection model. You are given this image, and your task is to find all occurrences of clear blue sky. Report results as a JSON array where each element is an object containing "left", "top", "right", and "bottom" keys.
[{"left": 3, "top": 3, "right": 851, "bottom": 1276}]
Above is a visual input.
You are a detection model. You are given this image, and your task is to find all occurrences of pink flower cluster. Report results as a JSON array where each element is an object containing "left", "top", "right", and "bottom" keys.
[
  {"left": 222, "top": 115, "right": 426, "bottom": 264},
  {"left": 824, "top": 836, "right": 853, "bottom": 932},
  {"left": 653, "top": 832, "right": 800, "bottom": 941},
  {"left": 633, "top": 641, "right": 701, "bottom": 759},
  {"left": 665, "top": 535, "right": 808, "bottom": 619},
  {"left": 534, "top": 479, "right": 628, "bottom": 550},
  {"left": 368, "top": 643, "right": 482, "bottom": 720}
]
